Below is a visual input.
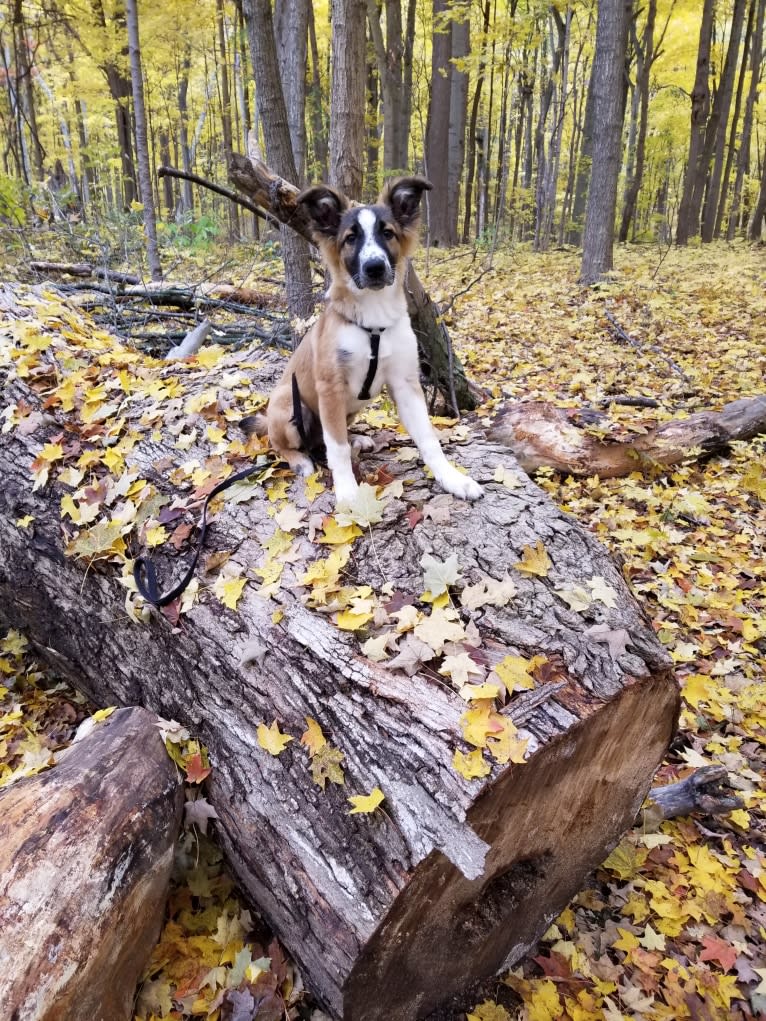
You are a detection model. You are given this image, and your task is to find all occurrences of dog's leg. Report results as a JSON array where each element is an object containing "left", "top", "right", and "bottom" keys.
[
  {"left": 390, "top": 378, "right": 482, "bottom": 501},
  {"left": 318, "top": 392, "right": 359, "bottom": 507},
  {"left": 267, "top": 388, "right": 315, "bottom": 477}
]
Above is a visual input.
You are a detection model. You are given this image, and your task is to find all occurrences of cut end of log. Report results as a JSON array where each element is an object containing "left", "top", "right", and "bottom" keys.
[{"left": 343, "top": 670, "right": 678, "bottom": 1021}]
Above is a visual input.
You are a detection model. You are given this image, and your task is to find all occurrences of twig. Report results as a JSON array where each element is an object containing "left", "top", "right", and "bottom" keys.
[
  {"left": 158, "top": 165, "right": 280, "bottom": 227},
  {"left": 438, "top": 265, "right": 494, "bottom": 317},
  {"left": 605, "top": 309, "right": 691, "bottom": 384},
  {"left": 598, "top": 395, "right": 660, "bottom": 409}
]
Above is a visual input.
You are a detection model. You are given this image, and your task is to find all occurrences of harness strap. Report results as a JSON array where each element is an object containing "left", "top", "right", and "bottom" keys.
[
  {"left": 358, "top": 326, "right": 383, "bottom": 400},
  {"left": 133, "top": 461, "right": 271, "bottom": 607},
  {"left": 291, "top": 371, "right": 310, "bottom": 450}
]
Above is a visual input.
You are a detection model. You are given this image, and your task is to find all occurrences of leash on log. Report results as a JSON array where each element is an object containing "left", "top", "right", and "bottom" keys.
[{"left": 133, "top": 461, "right": 274, "bottom": 608}]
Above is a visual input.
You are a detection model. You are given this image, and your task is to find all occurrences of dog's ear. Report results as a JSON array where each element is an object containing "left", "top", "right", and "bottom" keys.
[
  {"left": 379, "top": 176, "right": 433, "bottom": 228},
  {"left": 297, "top": 185, "right": 349, "bottom": 238}
]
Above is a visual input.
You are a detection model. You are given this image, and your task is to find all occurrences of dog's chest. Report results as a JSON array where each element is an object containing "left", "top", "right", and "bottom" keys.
[{"left": 336, "top": 319, "right": 414, "bottom": 405}]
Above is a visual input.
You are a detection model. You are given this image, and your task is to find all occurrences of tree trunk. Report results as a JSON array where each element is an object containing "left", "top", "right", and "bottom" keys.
[
  {"left": 713, "top": 0, "right": 753, "bottom": 237},
  {"left": 619, "top": 0, "right": 656, "bottom": 242},
  {"left": 177, "top": 47, "right": 194, "bottom": 215},
  {"left": 749, "top": 155, "right": 766, "bottom": 240},
  {"left": 227, "top": 154, "right": 478, "bottom": 411},
  {"left": 242, "top": 0, "right": 314, "bottom": 320},
  {"left": 675, "top": 0, "right": 715, "bottom": 245},
  {"left": 728, "top": 0, "right": 764, "bottom": 238},
  {"left": 0, "top": 706, "right": 184, "bottom": 1021},
  {"left": 125, "top": 0, "right": 162, "bottom": 281},
  {"left": 275, "top": 0, "right": 309, "bottom": 183},
  {"left": 329, "top": 0, "right": 367, "bottom": 199},
  {"left": 580, "top": 0, "right": 632, "bottom": 284},
  {"left": 447, "top": 13, "right": 470, "bottom": 242},
  {"left": 425, "top": 0, "right": 454, "bottom": 245},
  {"left": 700, "top": 0, "right": 747, "bottom": 242},
  {"left": 93, "top": 0, "right": 138, "bottom": 209},
  {"left": 11, "top": 0, "right": 45, "bottom": 182},
  {"left": 0, "top": 294, "right": 678, "bottom": 1020},
  {"left": 567, "top": 52, "right": 594, "bottom": 245},
  {"left": 308, "top": 2, "right": 329, "bottom": 181}
]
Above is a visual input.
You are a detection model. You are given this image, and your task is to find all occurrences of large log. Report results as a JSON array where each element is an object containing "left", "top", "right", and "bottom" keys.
[
  {"left": 228, "top": 154, "right": 478, "bottom": 413},
  {"left": 0, "top": 289, "right": 678, "bottom": 1020},
  {"left": 0, "top": 706, "right": 184, "bottom": 1021}
]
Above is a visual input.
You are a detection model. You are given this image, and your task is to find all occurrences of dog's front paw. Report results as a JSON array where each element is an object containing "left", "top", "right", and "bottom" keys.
[
  {"left": 334, "top": 478, "right": 360, "bottom": 509},
  {"left": 350, "top": 434, "right": 375, "bottom": 454},
  {"left": 439, "top": 470, "right": 483, "bottom": 502}
]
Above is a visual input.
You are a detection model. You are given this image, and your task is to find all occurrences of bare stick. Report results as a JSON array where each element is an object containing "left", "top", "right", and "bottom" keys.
[{"left": 158, "top": 165, "right": 279, "bottom": 226}]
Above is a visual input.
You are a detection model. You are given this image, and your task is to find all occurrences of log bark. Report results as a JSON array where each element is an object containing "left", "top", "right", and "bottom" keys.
[
  {"left": 228, "top": 153, "right": 478, "bottom": 413},
  {"left": 0, "top": 290, "right": 678, "bottom": 1020},
  {"left": 0, "top": 706, "right": 184, "bottom": 1021},
  {"left": 643, "top": 767, "right": 744, "bottom": 824},
  {"left": 487, "top": 395, "right": 766, "bottom": 477},
  {"left": 29, "top": 261, "right": 142, "bottom": 285}
]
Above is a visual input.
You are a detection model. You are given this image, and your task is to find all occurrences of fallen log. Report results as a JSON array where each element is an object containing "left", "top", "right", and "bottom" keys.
[
  {"left": 0, "top": 706, "right": 184, "bottom": 1021},
  {"left": 29, "top": 260, "right": 142, "bottom": 285},
  {"left": 643, "top": 766, "right": 744, "bottom": 824},
  {"left": 228, "top": 154, "right": 478, "bottom": 414},
  {"left": 487, "top": 395, "right": 766, "bottom": 477},
  {"left": 0, "top": 290, "right": 678, "bottom": 1020}
]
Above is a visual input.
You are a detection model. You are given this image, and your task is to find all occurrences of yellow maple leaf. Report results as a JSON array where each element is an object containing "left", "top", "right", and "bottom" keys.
[
  {"left": 304, "top": 472, "right": 326, "bottom": 502},
  {"left": 526, "top": 979, "right": 562, "bottom": 1021},
  {"left": 514, "top": 539, "right": 552, "bottom": 577},
  {"left": 15, "top": 515, "right": 34, "bottom": 529},
  {"left": 336, "top": 608, "right": 374, "bottom": 631},
  {"left": 92, "top": 706, "right": 116, "bottom": 723},
  {"left": 348, "top": 786, "right": 385, "bottom": 814},
  {"left": 494, "top": 654, "right": 539, "bottom": 692},
  {"left": 453, "top": 748, "right": 490, "bottom": 780},
  {"left": 145, "top": 524, "right": 168, "bottom": 548},
  {"left": 612, "top": 927, "right": 640, "bottom": 953},
  {"left": 257, "top": 720, "right": 293, "bottom": 756},
  {"left": 214, "top": 575, "right": 247, "bottom": 610},
  {"left": 39, "top": 441, "right": 64, "bottom": 463},
  {"left": 320, "top": 517, "right": 363, "bottom": 544},
  {"left": 300, "top": 717, "right": 327, "bottom": 756}
]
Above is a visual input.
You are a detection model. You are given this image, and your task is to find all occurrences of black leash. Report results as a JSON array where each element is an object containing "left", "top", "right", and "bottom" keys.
[
  {"left": 133, "top": 461, "right": 272, "bottom": 608},
  {"left": 357, "top": 327, "right": 382, "bottom": 400}
]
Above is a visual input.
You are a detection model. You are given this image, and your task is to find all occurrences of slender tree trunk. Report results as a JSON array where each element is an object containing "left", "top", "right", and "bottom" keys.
[
  {"left": 125, "top": 0, "right": 162, "bottom": 280},
  {"left": 275, "top": 0, "right": 309, "bottom": 183},
  {"left": 401, "top": 0, "right": 417, "bottom": 167},
  {"left": 12, "top": 0, "right": 45, "bottom": 182},
  {"left": 580, "top": 0, "right": 632, "bottom": 285},
  {"left": 537, "top": 7, "right": 570, "bottom": 251},
  {"left": 92, "top": 0, "right": 138, "bottom": 208},
  {"left": 177, "top": 50, "right": 194, "bottom": 215},
  {"left": 447, "top": 14, "right": 469, "bottom": 242},
  {"left": 425, "top": 0, "right": 453, "bottom": 245},
  {"left": 159, "top": 128, "right": 174, "bottom": 216},
  {"left": 568, "top": 55, "right": 594, "bottom": 245},
  {"left": 242, "top": 0, "right": 314, "bottom": 319},
  {"left": 730, "top": 0, "right": 765, "bottom": 237},
  {"left": 329, "top": 0, "right": 367, "bottom": 199},
  {"left": 701, "top": 0, "right": 747, "bottom": 241},
  {"left": 714, "top": 0, "right": 754, "bottom": 237},
  {"left": 675, "top": 0, "right": 716, "bottom": 244},
  {"left": 749, "top": 156, "right": 766, "bottom": 239},
  {"left": 366, "top": 61, "right": 380, "bottom": 189},
  {"left": 619, "top": 0, "right": 656, "bottom": 242},
  {"left": 307, "top": 2, "right": 329, "bottom": 180},
  {"left": 462, "top": 0, "right": 492, "bottom": 243}
]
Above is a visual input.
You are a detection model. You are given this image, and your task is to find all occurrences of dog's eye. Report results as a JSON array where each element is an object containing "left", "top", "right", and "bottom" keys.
[
  {"left": 382, "top": 227, "right": 396, "bottom": 240},
  {"left": 344, "top": 233, "right": 357, "bottom": 246}
]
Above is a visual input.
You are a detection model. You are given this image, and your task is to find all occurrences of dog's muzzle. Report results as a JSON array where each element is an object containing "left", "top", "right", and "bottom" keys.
[{"left": 358, "top": 258, "right": 394, "bottom": 290}]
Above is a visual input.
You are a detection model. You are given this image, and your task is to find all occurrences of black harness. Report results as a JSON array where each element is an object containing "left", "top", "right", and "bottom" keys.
[{"left": 291, "top": 322, "right": 384, "bottom": 460}]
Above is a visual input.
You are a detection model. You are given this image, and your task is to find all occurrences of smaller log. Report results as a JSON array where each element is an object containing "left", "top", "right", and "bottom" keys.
[
  {"left": 487, "top": 395, "right": 766, "bottom": 477},
  {"left": 643, "top": 766, "right": 744, "bottom": 823},
  {"left": 29, "top": 261, "right": 141, "bottom": 285},
  {"left": 0, "top": 706, "right": 184, "bottom": 1021}
]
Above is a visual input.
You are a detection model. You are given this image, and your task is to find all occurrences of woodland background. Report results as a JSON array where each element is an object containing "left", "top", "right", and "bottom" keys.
[{"left": 1, "top": 0, "right": 765, "bottom": 1020}]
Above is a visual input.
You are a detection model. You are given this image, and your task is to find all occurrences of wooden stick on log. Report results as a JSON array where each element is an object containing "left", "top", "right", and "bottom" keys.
[
  {"left": 227, "top": 153, "right": 478, "bottom": 414},
  {"left": 0, "top": 707, "right": 184, "bottom": 1021},
  {"left": 0, "top": 290, "right": 679, "bottom": 1020},
  {"left": 487, "top": 395, "right": 766, "bottom": 478}
]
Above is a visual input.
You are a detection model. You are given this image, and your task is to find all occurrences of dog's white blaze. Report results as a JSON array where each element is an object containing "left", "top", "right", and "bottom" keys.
[{"left": 357, "top": 208, "right": 389, "bottom": 269}]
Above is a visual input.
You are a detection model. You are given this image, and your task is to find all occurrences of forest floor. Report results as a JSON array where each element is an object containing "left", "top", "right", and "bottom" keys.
[{"left": 1, "top": 237, "right": 765, "bottom": 1021}]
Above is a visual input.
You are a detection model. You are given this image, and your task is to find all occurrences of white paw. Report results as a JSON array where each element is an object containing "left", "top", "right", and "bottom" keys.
[
  {"left": 334, "top": 478, "right": 360, "bottom": 509},
  {"left": 439, "top": 470, "right": 483, "bottom": 501},
  {"left": 350, "top": 434, "right": 375, "bottom": 454},
  {"left": 292, "top": 454, "right": 315, "bottom": 478}
]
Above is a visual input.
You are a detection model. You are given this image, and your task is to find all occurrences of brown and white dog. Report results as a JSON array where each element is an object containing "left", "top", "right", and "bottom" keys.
[{"left": 258, "top": 176, "right": 482, "bottom": 508}]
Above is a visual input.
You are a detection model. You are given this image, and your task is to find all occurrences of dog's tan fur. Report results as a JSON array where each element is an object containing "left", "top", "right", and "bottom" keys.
[{"left": 255, "top": 177, "right": 482, "bottom": 507}]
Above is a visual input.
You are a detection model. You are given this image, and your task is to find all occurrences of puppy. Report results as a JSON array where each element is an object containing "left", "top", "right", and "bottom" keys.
[{"left": 261, "top": 176, "right": 482, "bottom": 508}]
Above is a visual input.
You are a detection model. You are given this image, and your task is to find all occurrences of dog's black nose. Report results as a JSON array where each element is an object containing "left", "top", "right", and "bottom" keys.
[{"left": 364, "top": 259, "right": 386, "bottom": 279}]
